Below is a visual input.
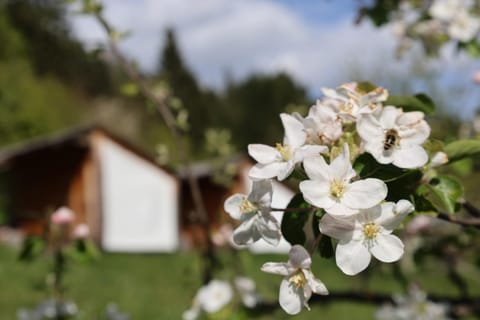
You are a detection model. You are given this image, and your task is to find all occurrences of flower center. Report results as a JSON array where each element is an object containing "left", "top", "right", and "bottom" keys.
[
  {"left": 340, "top": 101, "right": 355, "bottom": 114},
  {"left": 363, "top": 223, "right": 380, "bottom": 239},
  {"left": 275, "top": 143, "right": 292, "bottom": 161},
  {"left": 288, "top": 270, "right": 307, "bottom": 288},
  {"left": 239, "top": 199, "right": 258, "bottom": 214},
  {"left": 330, "top": 179, "right": 345, "bottom": 198}
]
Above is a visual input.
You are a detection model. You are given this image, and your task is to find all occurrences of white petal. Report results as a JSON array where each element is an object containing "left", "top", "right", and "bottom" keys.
[
  {"left": 357, "top": 114, "right": 383, "bottom": 142},
  {"left": 249, "top": 162, "right": 287, "bottom": 180},
  {"left": 288, "top": 245, "right": 311, "bottom": 269},
  {"left": 377, "top": 200, "right": 414, "bottom": 231},
  {"left": 336, "top": 240, "right": 371, "bottom": 275},
  {"left": 224, "top": 194, "right": 246, "bottom": 220},
  {"left": 342, "top": 179, "right": 387, "bottom": 209},
  {"left": 257, "top": 214, "right": 281, "bottom": 246},
  {"left": 325, "top": 202, "right": 359, "bottom": 217},
  {"left": 249, "top": 180, "right": 272, "bottom": 207},
  {"left": 232, "top": 218, "right": 257, "bottom": 245},
  {"left": 392, "top": 145, "right": 428, "bottom": 168},
  {"left": 261, "top": 262, "right": 293, "bottom": 276},
  {"left": 365, "top": 141, "right": 395, "bottom": 164},
  {"left": 281, "top": 113, "right": 306, "bottom": 148},
  {"left": 370, "top": 234, "right": 404, "bottom": 263},
  {"left": 299, "top": 180, "right": 336, "bottom": 209},
  {"left": 398, "top": 120, "right": 430, "bottom": 145},
  {"left": 294, "top": 145, "right": 328, "bottom": 163},
  {"left": 279, "top": 278, "right": 304, "bottom": 315},
  {"left": 330, "top": 144, "right": 356, "bottom": 181},
  {"left": 379, "top": 106, "right": 401, "bottom": 129},
  {"left": 303, "top": 270, "right": 328, "bottom": 295},
  {"left": 302, "top": 155, "right": 331, "bottom": 181},
  {"left": 319, "top": 214, "right": 355, "bottom": 241},
  {"left": 276, "top": 161, "right": 296, "bottom": 181},
  {"left": 248, "top": 144, "right": 280, "bottom": 164}
]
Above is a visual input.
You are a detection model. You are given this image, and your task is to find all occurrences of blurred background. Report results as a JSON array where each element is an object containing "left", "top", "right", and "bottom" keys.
[{"left": 0, "top": 0, "right": 480, "bottom": 319}]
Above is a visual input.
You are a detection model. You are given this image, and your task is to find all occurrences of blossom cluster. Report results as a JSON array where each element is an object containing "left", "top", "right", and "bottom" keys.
[
  {"left": 224, "top": 81, "right": 440, "bottom": 315},
  {"left": 391, "top": 0, "right": 480, "bottom": 55}
]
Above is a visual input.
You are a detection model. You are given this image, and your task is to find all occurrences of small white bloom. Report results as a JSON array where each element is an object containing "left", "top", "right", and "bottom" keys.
[
  {"left": 248, "top": 113, "right": 327, "bottom": 181},
  {"left": 300, "top": 100, "right": 343, "bottom": 144},
  {"left": 319, "top": 200, "right": 414, "bottom": 275},
  {"left": 300, "top": 144, "right": 387, "bottom": 217},
  {"left": 73, "top": 223, "right": 90, "bottom": 239},
  {"left": 357, "top": 106, "right": 431, "bottom": 168},
  {"left": 224, "top": 180, "right": 281, "bottom": 246},
  {"left": 321, "top": 83, "right": 388, "bottom": 121},
  {"left": 196, "top": 280, "right": 233, "bottom": 314},
  {"left": 430, "top": 151, "right": 448, "bottom": 167},
  {"left": 375, "top": 284, "right": 451, "bottom": 320},
  {"left": 261, "top": 245, "right": 328, "bottom": 315},
  {"left": 234, "top": 276, "right": 262, "bottom": 308}
]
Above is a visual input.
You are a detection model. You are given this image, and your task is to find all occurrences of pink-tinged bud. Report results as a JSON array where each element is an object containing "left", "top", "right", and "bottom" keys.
[
  {"left": 211, "top": 224, "right": 233, "bottom": 247},
  {"left": 73, "top": 223, "right": 90, "bottom": 239},
  {"left": 51, "top": 207, "right": 75, "bottom": 226},
  {"left": 474, "top": 71, "right": 480, "bottom": 84}
]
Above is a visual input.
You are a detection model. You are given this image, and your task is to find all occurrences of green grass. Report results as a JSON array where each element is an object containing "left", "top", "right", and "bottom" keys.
[{"left": 0, "top": 244, "right": 479, "bottom": 319}]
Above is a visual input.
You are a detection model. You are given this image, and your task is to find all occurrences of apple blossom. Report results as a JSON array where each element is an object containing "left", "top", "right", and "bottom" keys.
[
  {"left": 321, "top": 82, "right": 388, "bottom": 121},
  {"left": 196, "top": 280, "right": 233, "bottom": 314},
  {"left": 357, "top": 106, "right": 430, "bottom": 168},
  {"left": 248, "top": 113, "right": 327, "bottom": 181},
  {"left": 261, "top": 245, "right": 328, "bottom": 314},
  {"left": 300, "top": 144, "right": 387, "bottom": 216},
  {"left": 73, "top": 224, "right": 90, "bottom": 239},
  {"left": 319, "top": 200, "right": 414, "bottom": 275},
  {"left": 51, "top": 207, "right": 75, "bottom": 226},
  {"left": 430, "top": 151, "right": 448, "bottom": 167},
  {"left": 224, "top": 180, "right": 281, "bottom": 246},
  {"left": 234, "top": 276, "right": 262, "bottom": 308}
]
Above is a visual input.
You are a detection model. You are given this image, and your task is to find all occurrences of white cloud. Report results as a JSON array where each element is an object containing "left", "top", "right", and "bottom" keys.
[{"left": 69, "top": 0, "right": 480, "bottom": 116}]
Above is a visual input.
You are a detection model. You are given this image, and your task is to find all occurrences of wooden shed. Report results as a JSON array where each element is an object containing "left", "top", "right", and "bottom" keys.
[{"left": 0, "top": 126, "right": 179, "bottom": 252}]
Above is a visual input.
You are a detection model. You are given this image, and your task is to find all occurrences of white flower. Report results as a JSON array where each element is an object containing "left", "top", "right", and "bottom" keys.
[
  {"left": 234, "top": 276, "right": 262, "bottom": 308},
  {"left": 224, "top": 180, "right": 281, "bottom": 246},
  {"left": 300, "top": 100, "right": 343, "bottom": 144},
  {"left": 197, "top": 280, "right": 233, "bottom": 314},
  {"left": 357, "top": 106, "right": 431, "bottom": 168},
  {"left": 375, "top": 285, "right": 451, "bottom": 320},
  {"left": 429, "top": 0, "right": 480, "bottom": 42},
  {"left": 299, "top": 144, "right": 387, "bottom": 217},
  {"left": 430, "top": 151, "right": 448, "bottom": 167},
  {"left": 73, "top": 224, "right": 90, "bottom": 239},
  {"left": 321, "top": 83, "right": 388, "bottom": 121},
  {"left": 319, "top": 200, "right": 414, "bottom": 275},
  {"left": 261, "top": 245, "right": 328, "bottom": 315},
  {"left": 248, "top": 113, "right": 328, "bottom": 181},
  {"left": 50, "top": 207, "right": 75, "bottom": 226}
]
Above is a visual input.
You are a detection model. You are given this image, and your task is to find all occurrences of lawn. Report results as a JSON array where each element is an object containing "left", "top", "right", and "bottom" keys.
[{"left": 0, "top": 244, "right": 479, "bottom": 319}]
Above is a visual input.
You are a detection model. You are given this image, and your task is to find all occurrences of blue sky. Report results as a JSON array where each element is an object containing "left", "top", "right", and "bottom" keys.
[{"left": 69, "top": 0, "right": 480, "bottom": 118}]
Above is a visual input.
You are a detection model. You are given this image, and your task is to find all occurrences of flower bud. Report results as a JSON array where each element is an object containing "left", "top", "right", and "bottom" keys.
[{"left": 51, "top": 207, "right": 75, "bottom": 226}]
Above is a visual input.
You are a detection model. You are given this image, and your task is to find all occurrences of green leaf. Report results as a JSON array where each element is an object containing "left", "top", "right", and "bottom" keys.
[
  {"left": 18, "top": 237, "right": 45, "bottom": 262},
  {"left": 119, "top": 82, "right": 139, "bottom": 97},
  {"left": 317, "top": 236, "right": 334, "bottom": 259},
  {"left": 281, "top": 193, "right": 311, "bottom": 246},
  {"left": 444, "top": 139, "right": 480, "bottom": 163},
  {"left": 386, "top": 93, "right": 435, "bottom": 114},
  {"left": 416, "top": 175, "right": 463, "bottom": 214}
]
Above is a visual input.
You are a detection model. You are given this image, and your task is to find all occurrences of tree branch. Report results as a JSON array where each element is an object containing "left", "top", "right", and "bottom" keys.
[{"left": 437, "top": 213, "right": 480, "bottom": 229}]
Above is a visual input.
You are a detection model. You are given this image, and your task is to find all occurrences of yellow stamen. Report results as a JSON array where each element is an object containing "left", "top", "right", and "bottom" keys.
[
  {"left": 239, "top": 199, "right": 258, "bottom": 214},
  {"left": 330, "top": 179, "right": 345, "bottom": 198},
  {"left": 289, "top": 270, "right": 307, "bottom": 288},
  {"left": 363, "top": 223, "right": 380, "bottom": 239},
  {"left": 275, "top": 143, "right": 292, "bottom": 161}
]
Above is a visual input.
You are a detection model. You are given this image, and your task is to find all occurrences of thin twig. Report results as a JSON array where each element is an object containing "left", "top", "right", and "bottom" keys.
[
  {"left": 437, "top": 213, "right": 480, "bottom": 229},
  {"left": 460, "top": 199, "right": 480, "bottom": 217},
  {"left": 94, "top": 12, "right": 215, "bottom": 284}
]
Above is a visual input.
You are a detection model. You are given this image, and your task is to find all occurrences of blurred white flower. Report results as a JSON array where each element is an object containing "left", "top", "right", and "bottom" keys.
[
  {"left": 51, "top": 207, "right": 75, "bottom": 226},
  {"left": 211, "top": 224, "right": 234, "bottom": 247},
  {"left": 405, "top": 215, "right": 433, "bottom": 235},
  {"left": 234, "top": 276, "right": 262, "bottom": 308},
  {"left": 197, "top": 280, "right": 233, "bottom": 314},
  {"left": 248, "top": 113, "right": 327, "bottom": 181},
  {"left": 224, "top": 180, "right": 281, "bottom": 246},
  {"left": 261, "top": 245, "right": 328, "bottom": 315},
  {"left": 300, "top": 144, "right": 387, "bottom": 217},
  {"left": 357, "top": 106, "right": 430, "bottom": 168},
  {"left": 319, "top": 200, "right": 414, "bottom": 275},
  {"left": 473, "top": 71, "right": 480, "bottom": 84},
  {"left": 375, "top": 285, "right": 451, "bottom": 320}
]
